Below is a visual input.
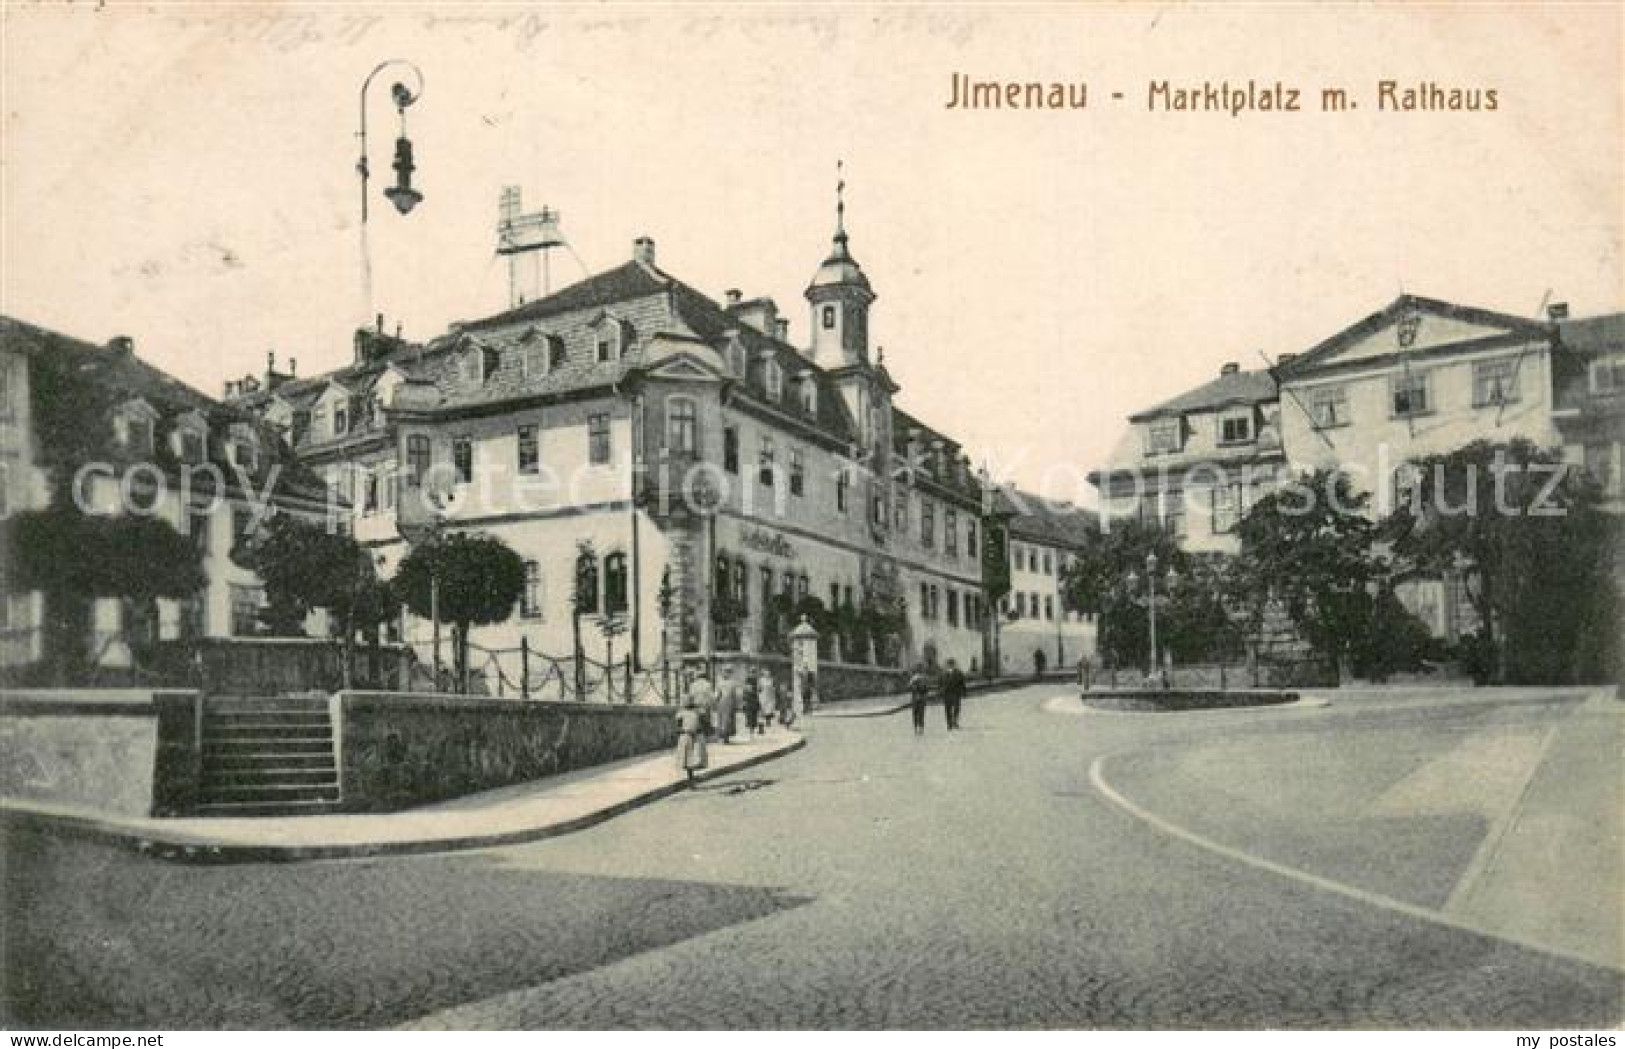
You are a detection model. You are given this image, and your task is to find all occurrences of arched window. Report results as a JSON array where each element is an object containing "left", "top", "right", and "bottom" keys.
[
  {"left": 604, "top": 552, "right": 629, "bottom": 614},
  {"left": 574, "top": 552, "right": 599, "bottom": 614},
  {"left": 667, "top": 397, "right": 698, "bottom": 454}
]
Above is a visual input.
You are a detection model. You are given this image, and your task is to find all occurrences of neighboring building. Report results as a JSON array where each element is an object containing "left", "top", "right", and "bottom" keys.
[
  {"left": 1088, "top": 362, "right": 1287, "bottom": 554},
  {"left": 230, "top": 210, "right": 989, "bottom": 681},
  {"left": 0, "top": 317, "right": 332, "bottom": 673},
  {"left": 993, "top": 488, "right": 1098, "bottom": 673},
  {"left": 1551, "top": 311, "right": 1625, "bottom": 513},
  {"left": 1090, "top": 294, "right": 1621, "bottom": 644}
]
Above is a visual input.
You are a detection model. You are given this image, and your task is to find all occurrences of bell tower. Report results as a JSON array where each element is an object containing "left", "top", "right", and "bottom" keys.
[{"left": 805, "top": 165, "right": 876, "bottom": 370}]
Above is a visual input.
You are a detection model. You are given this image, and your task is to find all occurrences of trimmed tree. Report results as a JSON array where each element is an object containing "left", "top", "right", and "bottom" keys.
[
  {"left": 245, "top": 513, "right": 397, "bottom": 687},
  {"left": 1060, "top": 519, "right": 1187, "bottom": 670},
  {"left": 1388, "top": 438, "right": 1620, "bottom": 685},
  {"left": 1231, "top": 469, "right": 1377, "bottom": 682},
  {"left": 394, "top": 531, "right": 526, "bottom": 693}
]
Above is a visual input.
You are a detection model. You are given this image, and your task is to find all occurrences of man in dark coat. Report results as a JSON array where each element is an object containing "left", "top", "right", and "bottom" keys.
[
  {"left": 908, "top": 665, "right": 930, "bottom": 736},
  {"left": 941, "top": 658, "right": 967, "bottom": 730}
]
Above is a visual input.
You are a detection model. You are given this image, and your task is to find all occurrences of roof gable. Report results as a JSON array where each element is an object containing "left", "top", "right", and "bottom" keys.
[{"left": 1280, "top": 295, "right": 1548, "bottom": 377}]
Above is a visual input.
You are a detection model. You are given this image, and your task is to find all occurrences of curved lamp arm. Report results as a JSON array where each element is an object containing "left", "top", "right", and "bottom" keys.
[{"left": 357, "top": 60, "right": 425, "bottom": 224}]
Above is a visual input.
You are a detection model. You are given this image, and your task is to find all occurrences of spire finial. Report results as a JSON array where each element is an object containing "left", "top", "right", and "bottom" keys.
[{"left": 835, "top": 159, "right": 847, "bottom": 241}]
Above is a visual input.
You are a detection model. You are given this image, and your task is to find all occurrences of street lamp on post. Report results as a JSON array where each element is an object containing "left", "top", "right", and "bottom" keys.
[{"left": 356, "top": 60, "right": 425, "bottom": 325}]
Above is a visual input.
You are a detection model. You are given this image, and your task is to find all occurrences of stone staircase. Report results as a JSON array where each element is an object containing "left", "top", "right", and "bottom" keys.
[{"left": 193, "top": 694, "right": 342, "bottom": 817}]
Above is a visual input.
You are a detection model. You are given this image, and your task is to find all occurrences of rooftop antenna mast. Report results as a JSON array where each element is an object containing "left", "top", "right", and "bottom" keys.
[{"left": 496, "top": 186, "right": 568, "bottom": 307}]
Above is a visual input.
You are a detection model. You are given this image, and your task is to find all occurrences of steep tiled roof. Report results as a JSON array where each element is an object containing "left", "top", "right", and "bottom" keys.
[
  {"left": 460, "top": 261, "right": 672, "bottom": 332},
  {"left": 1128, "top": 368, "right": 1277, "bottom": 422},
  {"left": 994, "top": 486, "right": 1098, "bottom": 550},
  {"left": 1, "top": 315, "right": 330, "bottom": 504},
  {"left": 1558, "top": 313, "right": 1625, "bottom": 354}
]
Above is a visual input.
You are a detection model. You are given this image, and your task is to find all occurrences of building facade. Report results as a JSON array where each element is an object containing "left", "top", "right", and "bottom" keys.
[
  {"left": 232, "top": 215, "right": 991, "bottom": 684},
  {"left": 1, "top": 317, "right": 332, "bottom": 673},
  {"left": 1090, "top": 294, "right": 1623, "bottom": 643},
  {"left": 993, "top": 488, "right": 1099, "bottom": 673},
  {"left": 1088, "top": 362, "right": 1288, "bottom": 555}
]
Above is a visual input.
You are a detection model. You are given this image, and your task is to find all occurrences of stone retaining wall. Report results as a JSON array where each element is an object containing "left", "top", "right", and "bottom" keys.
[
  {"left": 0, "top": 689, "right": 201, "bottom": 817},
  {"left": 336, "top": 692, "right": 679, "bottom": 812}
]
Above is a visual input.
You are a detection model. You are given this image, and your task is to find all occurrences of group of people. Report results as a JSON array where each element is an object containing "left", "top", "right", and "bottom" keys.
[
  {"left": 908, "top": 658, "right": 968, "bottom": 736},
  {"left": 675, "top": 665, "right": 817, "bottom": 781}
]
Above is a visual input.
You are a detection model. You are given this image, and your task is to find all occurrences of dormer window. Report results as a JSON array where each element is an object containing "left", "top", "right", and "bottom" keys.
[
  {"left": 333, "top": 401, "right": 349, "bottom": 437},
  {"left": 592, "top": 315, "right": 633, "bottom": 363},
  {"left": 171, "top": 411, "right": 208, "bottom": 464},
  {"left": 482, "top": 347, "right": 501, "bottom": 382},
  {"left": 548, "top": 336, "right": 567, "bottom": 371},
  {"left": 728, "top": 339, "right": 749, "bottom": 378},
  {"left": 764, "top": 360, "right": 783, "bottom": 402},
  {"left": 799, "top": 375, "right": 818, "bottom": 415},
  {"left": 228, "top": 424, "right": 259, "bottom": 472},
  {"left": 1590, "top": 353, "right": 1625, "bottom": 395},
  {"left": 1218, "top": 409, "right": 1253, "bottom": 445},
  {"left": 115, "top": 400, "right": 158, "bottom": 456},
  {"left": 1146, "top": 417, "right": 1182, "bottom": 455}
]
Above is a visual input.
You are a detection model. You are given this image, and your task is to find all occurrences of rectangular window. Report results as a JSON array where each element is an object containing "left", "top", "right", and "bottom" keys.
[
  {"left": 723, "top": 426, "right": 739, "bottom": 474},
  {"left": 1146, "top": 418, "right": 1182, "bottom": 455},
  {"left": 517, "top": 424, "right": 539, "bottom": 474},
  {"left": 758, "top": 435, "right": 776, "bottom": 486},
  {"left": 229, "top": 584, "right": 263, "bottom": 637},
  {"left": 333, "top": 403, "right": 348, "bottom": 436},
  {"left": 920, "top": 582, "right": 931, "bottom": 619},
  {"left": 968, "top": 522, "right": 978, "bottom": 557},
  {"left": 521, "top": 561, "right": 542, "bottom": 618},
  {"left": 1473, "top": 358, "right": 1520, "bottom": 407},
  {"left": 947, "top": 590, "right": 960, "bottom": 628},
  {"left": 1310, "top": 386, "right": 1349, "bottom": 429},
  {"left": 822, "top": 305, "right": 836, "bottom": 330},
  {"left": 1165, "top": 499, "right": 1185, "bottom": 537},
  {"left": 1590, "top": 354, "right": 1625, "bottom": 395},
  {"left": 362, "top": 470, "right": 379, "bottom": 514},
  {"left": 789, "top": 448, "right": 805, "bottom": 496},
  {"left": 894, "top": 490, "right": 909, "bottom": 529},
  {"left": 597, "top": 338, "right": 612, "bottom": 363},
  {"left": 1044, "top": 595, "right": 1054, "bottom": 621},
  {"left": 604, "top": 554, "right": 628, "bottom": 615},
  {"left": 668, "top": 399, "right": 698, "bottom": 455},
  {"left": 406, "top": 435, "right": 431, "bottom": 480},
  {"left": 1219, "top": 411, "right": 1253, "bottom": 444},
  {"left": 836, "top": 469, "right": 849, "bottom": 513},
  {"left": 380, "top": 466, "right": 397, "bottom": 511},
  {"left": 945, "top": 509, "right": 958, "bottom": 555},
  {"left": 453, "top": 437, "right": 473, "bottom": 484},
  {"left": 1211, "top": 484, "right": 1241, "bottom": 534},
  {"left": 1391, "top": 371, "right": 1430, "bottom": 418},
  {"left": 921, "top": 500, "right": 934, "bottom": 548},
  {"left": 589, "top": 414, "right": 611, "bottom": 465}
]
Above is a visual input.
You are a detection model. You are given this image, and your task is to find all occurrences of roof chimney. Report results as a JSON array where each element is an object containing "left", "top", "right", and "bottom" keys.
[
  {"left": 724, "top": 289, "right": 743, "bottom": 306},
  {"left": 775, "top": 318, "right": 790, "bottom": 342},
  {"left": 1220, "top": 361, "right": 1240, "bottom": 376},
  {"left": 107, "top": 335, "right": 134, "bottom": 356},
  {"left": 1276, "top": 353, "right": 1298, "bottom": 366},
  {"left": 633, "top": 236, "right": 656, "bottom": 267},
  {"left": 1547, "top": 302, "right": 1569, "bottom": 322},
  {"left": 289, "top": 357, "right": 297, "bottom": 377}
]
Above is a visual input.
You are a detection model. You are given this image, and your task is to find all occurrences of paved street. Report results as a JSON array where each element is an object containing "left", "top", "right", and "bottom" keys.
[{"left": 4, "top": 684, "right": 1620, "bottom": 1029}]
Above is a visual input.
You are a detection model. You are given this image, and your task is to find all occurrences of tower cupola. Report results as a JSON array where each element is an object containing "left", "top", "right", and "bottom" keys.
[{"left": 805, "top": 164, "right": 875, "bottom": 370}]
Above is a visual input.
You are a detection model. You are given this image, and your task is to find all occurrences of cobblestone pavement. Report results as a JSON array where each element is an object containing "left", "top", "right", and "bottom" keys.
[{"left": 4, "top": 685, "right": 1620, "bottom": 1029}]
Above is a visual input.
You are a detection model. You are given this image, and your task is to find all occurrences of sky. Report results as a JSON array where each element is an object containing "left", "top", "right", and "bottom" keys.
[{"left": 3, "top": 2, "right": 1620, "bottom": 506}]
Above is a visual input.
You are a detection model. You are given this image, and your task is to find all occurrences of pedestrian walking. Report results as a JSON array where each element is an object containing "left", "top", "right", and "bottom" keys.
[
  {"left": 742, "top": 675, "right": 761, "bottom": 735},
  {"left": 689, "top": 671, "right": 716, "bottom": 734},
  {"left": 674, "top": 696, "right": 708, "bottom": 783},
  {"left": 758, "top": 669, "right": 777, "bottom": 731},
  {"left": 714, "top": 665, "right": 739, "bottom": 743},
  {"left": 908, "top": 664, "right": 930, "bottom": 736},
  {"left": 941, "top": 658, "right": 966, "bottom": 730},
  {"left": 775, "top": 673, "right": 794, "bottom": 728}
]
